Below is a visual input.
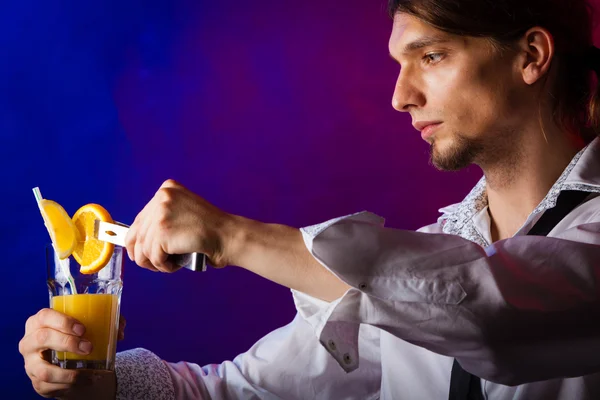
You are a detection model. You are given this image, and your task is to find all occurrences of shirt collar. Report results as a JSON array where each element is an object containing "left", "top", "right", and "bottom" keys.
[{"left": 438, "top": 137, "right": 600, "bottom": 245}]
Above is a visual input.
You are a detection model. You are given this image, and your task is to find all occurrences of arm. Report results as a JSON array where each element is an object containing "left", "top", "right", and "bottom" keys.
[
  {"left": 296, "top": 210, "right": 600, "bottom": 385},
  {"left": 125, "top": 180, "right": 600, "bottom": 384}
]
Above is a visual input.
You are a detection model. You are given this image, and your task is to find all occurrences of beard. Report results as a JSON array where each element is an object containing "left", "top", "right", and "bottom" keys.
[{"left": 429, "top": 133, "right": 485, "bottom": 171}]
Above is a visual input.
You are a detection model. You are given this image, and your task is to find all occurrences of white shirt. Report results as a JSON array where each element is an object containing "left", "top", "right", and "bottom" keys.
[{"left": 115, "top": 138, "right": 600, "bottom": 399}]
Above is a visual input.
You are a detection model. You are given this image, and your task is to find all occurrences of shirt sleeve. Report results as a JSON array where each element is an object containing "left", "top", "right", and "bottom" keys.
[
  {"left": 115, "top": 348, "right": 176, "bottom": 399},
  {"left": 299, "top": 210, "right": 600, "bottom": 386},
  {"left": 115, "top": 309, "right": 381, "bottom": 400}
]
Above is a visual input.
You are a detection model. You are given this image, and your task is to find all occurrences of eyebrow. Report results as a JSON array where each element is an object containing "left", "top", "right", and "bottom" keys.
[
  {"left": 390, "top": 35, "right": 452, "bottom": 62},
  {"left": 403, "top": 35, "right": 451, "bottom": 53}
]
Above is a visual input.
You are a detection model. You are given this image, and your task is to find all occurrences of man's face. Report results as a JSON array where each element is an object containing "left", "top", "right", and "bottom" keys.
[{"left": 389, "top": 13, "right": 526, "bottom": 170}]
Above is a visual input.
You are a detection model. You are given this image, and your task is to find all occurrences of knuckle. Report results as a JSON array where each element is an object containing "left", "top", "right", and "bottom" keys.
[
  {"left": 157, "top": 217, "right": 171, "bottom": 232},
  {"left": 134, "top": 241, "right": 145, "bottom": 258},
  {"left": 35, "top": 365, "right": 51, "bottom": 382},
  {"left": 64, "top": 369, "right": 78, "bottom": 384},
  {"left": 162, "top": 178, "right": 178, "bottom": 188},
  {"left": 159, "top": 187, "right": 175, "bottom": 202},
  {"left": 151, "top": 253, "right": 166, "bottom": 270},
  {"left": 37, "top": 308, "right": 51, "bottom": 323},
  {"left": 62, "top": 333, "right": 78, "bottom": 351},
  {"left": 31, "top": 378, "right": 42, "bottom": 392},
  {"left": 18, "top": 338, "right": 27, "bottom": 355},
  {"left": 142, "top": 259, "right": 155, "bottom": 271},
  {"left": 24, "top": 360, "right": 33, "bottom": 377},
  {"left": 142, "top": 236, "right": 151, "bottom": 251},
  {"left": 35, "top": 328, "right": 49, "bottom": 347},
  {"left": 136, "top": 233, "right": 145, "bottom": 250},
  {"left": 149, "top": 258, "right": 162, "bottom": 270},
  {"left": 59, "top": 316, "right": 73, "bottom": 332}
]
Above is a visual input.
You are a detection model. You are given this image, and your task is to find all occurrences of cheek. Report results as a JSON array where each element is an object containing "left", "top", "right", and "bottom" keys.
[
  {"left": 424, "top": 67, "right": 485, "bottom": 129},
  {"left": 426, "top": 62, "right": 518, "bottom": 134},
  {"left": 468, "top": 62, "right": 523, "bottom": 123}
]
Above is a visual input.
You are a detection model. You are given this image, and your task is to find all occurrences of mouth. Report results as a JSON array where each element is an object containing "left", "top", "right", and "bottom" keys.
[{"left": 413, "top": 121, "right": 443, "bottom": 141}]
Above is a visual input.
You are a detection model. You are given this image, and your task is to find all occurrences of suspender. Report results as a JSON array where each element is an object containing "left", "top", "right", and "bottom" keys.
[{"left": 448, "top": 190, "right": 590, "bottom": 400}]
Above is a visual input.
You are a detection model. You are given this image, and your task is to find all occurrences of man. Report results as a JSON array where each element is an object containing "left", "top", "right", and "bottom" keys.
[{"left": 19, "top": 0, "right": 600, "bottom": 398}]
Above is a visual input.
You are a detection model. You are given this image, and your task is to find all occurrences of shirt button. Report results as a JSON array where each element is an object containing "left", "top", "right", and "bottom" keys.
[
  {"left": 358, "top": 282, "right": 367, "bottom": 290},
  {"left": 328, "top": 340, "right": 337, "bottom": 351},
  {"left": 343, "top": 353, "right": 352, "bottom": 364}
]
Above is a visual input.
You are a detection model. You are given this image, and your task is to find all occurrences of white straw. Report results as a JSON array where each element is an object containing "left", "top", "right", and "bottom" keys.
[{"left": 33, "top": 187, "right": 78, "bottom": 295}]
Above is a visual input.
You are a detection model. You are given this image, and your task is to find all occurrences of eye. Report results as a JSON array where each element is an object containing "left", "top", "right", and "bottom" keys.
[{"left": 423, "top": 52, "right": 444, "bottom": 65}]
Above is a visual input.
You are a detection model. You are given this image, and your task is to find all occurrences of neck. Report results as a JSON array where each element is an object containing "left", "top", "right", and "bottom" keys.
[{"left": 484, "top": 127, "right": 584, "bottom": 242}]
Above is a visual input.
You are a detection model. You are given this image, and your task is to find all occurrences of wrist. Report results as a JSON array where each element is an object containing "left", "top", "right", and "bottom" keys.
[{"left": 218, "top": 214, "right": 259, "bottom": 268}]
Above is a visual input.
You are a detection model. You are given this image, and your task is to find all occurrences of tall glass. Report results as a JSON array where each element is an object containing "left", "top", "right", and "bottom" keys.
[{"left": 46, "top": 245, "right": 123, "bottom": 370}]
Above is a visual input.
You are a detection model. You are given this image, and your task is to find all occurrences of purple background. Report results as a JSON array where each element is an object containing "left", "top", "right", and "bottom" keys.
[{"left": 5, "top": 0, "right": 595, "bottom": 396}]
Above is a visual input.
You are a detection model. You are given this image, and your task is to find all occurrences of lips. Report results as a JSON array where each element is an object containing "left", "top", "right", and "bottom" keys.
[
  {"left": 413, "top": 121, "right": 443, "bottom": 140},
  {"left": 413, "top": 121, "right": 442, "bottom": 131}
]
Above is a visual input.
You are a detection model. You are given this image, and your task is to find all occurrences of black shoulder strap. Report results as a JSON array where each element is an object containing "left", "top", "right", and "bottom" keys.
[
  {"left": 527, "top": 191, "right": 590, "bottom": 236},
  {"left": 448, "top": 190, "right": 590, "bottom": 400}
]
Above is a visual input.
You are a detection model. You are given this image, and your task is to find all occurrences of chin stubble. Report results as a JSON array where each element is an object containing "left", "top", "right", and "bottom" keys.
[{"left": 429, "top": 133, "right": 485, "bottom": 171}]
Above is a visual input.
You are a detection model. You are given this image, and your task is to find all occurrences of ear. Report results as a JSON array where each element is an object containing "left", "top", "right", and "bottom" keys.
[{"left": 516, "top": 27, "right": 555, "bottom": 86}]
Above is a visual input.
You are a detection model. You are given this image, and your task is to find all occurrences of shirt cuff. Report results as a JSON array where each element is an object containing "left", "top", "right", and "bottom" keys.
[
  {"left": 115, "top": 348, "right": 176, "bottom": 400},
  {"left": 296, "top": 213, "right": 386, "bottom": 373},
  {"left": 292, "top": 287, "right": 363, "bottom": 372},
  {"left": 300, "top": 211, "right": 385, "bottom": 246}
]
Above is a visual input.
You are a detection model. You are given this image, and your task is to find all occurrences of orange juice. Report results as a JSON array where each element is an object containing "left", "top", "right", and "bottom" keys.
[{"left": 51, "top": 294, "right": 119, "bottom": 365}]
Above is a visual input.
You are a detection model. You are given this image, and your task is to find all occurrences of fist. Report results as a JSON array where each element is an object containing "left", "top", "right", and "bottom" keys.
[{"left": 125, "top": 179, "right": 234, "bottom": 272}]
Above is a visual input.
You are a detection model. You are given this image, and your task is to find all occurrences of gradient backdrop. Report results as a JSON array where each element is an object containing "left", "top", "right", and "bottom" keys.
[{"left": 3, "top": 0, "right": 596, "bottom": 397}]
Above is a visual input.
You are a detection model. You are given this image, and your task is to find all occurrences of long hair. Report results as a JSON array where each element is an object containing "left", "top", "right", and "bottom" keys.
[{"left": 388, "top": 0, "right": 599, "bottom": 142}]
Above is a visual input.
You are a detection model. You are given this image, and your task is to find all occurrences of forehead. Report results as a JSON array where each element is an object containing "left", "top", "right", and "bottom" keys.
[
  {"left": 391, "top": 13, "right": 436, "bottom": 41},
  {"left": 388, "top": 13, "right": 459, "bottom": 54}
]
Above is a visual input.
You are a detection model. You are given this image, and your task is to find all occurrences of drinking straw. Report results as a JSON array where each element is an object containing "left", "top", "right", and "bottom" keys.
[{"left": 33, "top": 187, "right": 78, "bottom": 295}]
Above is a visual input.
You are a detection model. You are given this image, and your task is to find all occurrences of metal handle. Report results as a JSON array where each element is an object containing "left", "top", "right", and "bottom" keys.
[{"left": 168, "top": 252, "right": 207, "bottom": 272}]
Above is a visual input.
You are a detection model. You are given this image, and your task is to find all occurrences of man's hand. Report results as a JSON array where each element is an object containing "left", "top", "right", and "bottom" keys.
[
  {"left": 19, "top": 308, "right": 125, "bottom": 399},
  {"left": 124, "top": 179, "right": 238, "bottom": 272}
]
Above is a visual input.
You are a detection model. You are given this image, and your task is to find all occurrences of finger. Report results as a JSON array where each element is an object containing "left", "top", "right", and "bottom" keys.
[
  {"left": 31, "top": 378, "right": 70, "bottom": 398},
  {"left": 134, "top": 240, "right": 156, "bottom": 271},
  {"left": 148, "top": 233, "right": 170, "bottom": 272},
  {"left": 125, "top": 198, "right": 153, "bottom": 261},
  {"left": 21, "top": 328, "right": 92, "bottom": 356},
  {"left": 134, "top": 201, "right": 161, "bottom": 271},
  {"left": 124, "top": 212, "right": 142, "bottom": 261},
  {"left": 125, "top": 212, "right": 143, "bottom": 262},
  {"left": 24, "top": 309, "right": 85, "bottom": 338},
  {"left": 29, "top": 361, "right": 79, "bottom": 385},
  {"left": 162, "top": 255, "right": 179, "bottom": 274}
]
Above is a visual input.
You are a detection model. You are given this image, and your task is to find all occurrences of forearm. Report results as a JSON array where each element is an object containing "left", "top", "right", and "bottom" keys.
[
  {"left": 115, "top": 348, "right": 175, "bottom": 399},
  {"left": 227, "top": 216, "right": 350, "bottom": 302}
]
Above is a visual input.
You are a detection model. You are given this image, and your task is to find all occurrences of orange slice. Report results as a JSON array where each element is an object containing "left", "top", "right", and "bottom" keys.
[
  {"left": 39, "top": 199, "right": 78, "bottom": 259},
  {"left": 72, "top": 203, "right": 115, "bottom": 274}
]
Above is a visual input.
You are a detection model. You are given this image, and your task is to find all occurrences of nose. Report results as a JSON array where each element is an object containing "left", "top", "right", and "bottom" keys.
[{"left": 391, "top": 69, "right": 425, "bottom": 112}]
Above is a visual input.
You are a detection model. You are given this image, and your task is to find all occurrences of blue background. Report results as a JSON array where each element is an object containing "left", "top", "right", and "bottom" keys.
[{"left": 0, "top": 0, "right": 490, "bottom": 397}]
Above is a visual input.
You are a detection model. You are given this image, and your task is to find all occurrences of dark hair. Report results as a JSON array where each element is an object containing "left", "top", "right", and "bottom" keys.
[{"left": 387, "top": 0, "right": 599, "bottom": 142}]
